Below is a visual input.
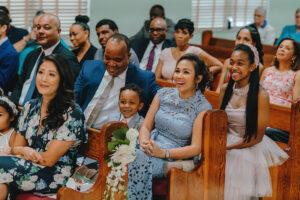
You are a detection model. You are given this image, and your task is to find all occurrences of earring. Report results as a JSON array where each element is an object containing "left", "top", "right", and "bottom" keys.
[{"left": 291, "top": 59, "right": 295, "bottom": 67}]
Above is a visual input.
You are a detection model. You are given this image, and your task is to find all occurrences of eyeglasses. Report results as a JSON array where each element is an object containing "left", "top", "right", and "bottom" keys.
[{"left": 149, "top": 28, "right": 165, "bottom": 33}]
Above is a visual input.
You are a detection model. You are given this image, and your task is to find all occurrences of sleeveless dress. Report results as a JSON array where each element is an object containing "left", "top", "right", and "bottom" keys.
[
  {"left": 0, "top": 129, "right": 14, "bottom": 152},
  {"left": 224, "top": 85, "right": 289, "bottom": 200},
  {"left": 127, "top": 87, "right": 212, "bottom": 199},
  {"left": 262, "top": 66, "right": 297, "bottom": 107}
]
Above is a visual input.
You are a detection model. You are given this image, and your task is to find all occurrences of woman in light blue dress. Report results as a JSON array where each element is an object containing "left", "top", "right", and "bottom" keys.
[{"left": 127, "top": 53, "right": 212, "bottom": 199}]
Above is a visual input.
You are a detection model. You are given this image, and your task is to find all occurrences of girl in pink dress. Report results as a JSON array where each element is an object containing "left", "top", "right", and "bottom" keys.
[{"left": 220, "top": 44, "right": 288, "bottom": 200}]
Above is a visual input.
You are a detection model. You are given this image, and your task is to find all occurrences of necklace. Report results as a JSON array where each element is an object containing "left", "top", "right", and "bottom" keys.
[{"left": 233, "top": 83, "right": 249, "bottom": 96}]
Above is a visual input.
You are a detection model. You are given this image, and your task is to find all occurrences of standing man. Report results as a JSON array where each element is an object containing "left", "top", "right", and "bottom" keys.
[
  {"left": 75, "top": 33, "right": 159, "bottom": 129},
  {"left": 11, "top": 13, "right": 80, "bottom": 105},
  {"left": 250, "top": 7, "right": 275, "bottom": 45},
  {"left": 94, "top": 19, "right": 139, "bottom": 66},
  {"left": 131, "top": 17, "right": 176, "bottom": 72},
  {"left": 0, "top": 13, "right": 18, "bottom": 93}
]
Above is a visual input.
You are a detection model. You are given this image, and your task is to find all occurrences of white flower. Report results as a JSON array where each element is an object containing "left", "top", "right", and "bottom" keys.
[
  {"left": 53, "top": 174, "right": 64, "bottom": 184},
  {"left": 20, "top": 180, "right": 35, "bottom": 191},
  {"left": 0, "top": 172, "right": 13, "bottom": 183},
  {"left": 49, "top": 182, "right": 57, "bottom": 189},
  {"left": 30, "top": 175, "right": 38, "bottom": 182},
  {"left": 126, "top": 129, "right": 139, "bottom": 144},
  {"left": 111, "top": 145, "right": 135, "bottom": 165},
  {"left": 61, "top": 166, "right": 72, "bottom": 176}
]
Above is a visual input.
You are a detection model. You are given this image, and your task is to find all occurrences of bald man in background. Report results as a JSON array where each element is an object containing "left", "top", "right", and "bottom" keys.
[
  {"left": 131, "top": 17, "right": 176, "bottom": 72},
  {"left": 11, "top": 13, "right": 80, "bottom": 105}
]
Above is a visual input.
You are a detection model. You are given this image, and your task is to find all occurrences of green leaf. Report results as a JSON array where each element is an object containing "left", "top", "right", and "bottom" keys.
[
  {"left": 113, "top": 162, "right": 121, "bottom": 167},
  {"left": 112, "top": 129, "right": 125, "bottom": 140},
  {"left": 108, "top": 141, "right": 120, "bottom": 153}
]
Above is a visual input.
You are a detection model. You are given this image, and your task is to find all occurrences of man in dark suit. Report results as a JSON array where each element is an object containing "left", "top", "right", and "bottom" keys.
[
  {"left": 11, "top": 13, "right": 80, "bottom": 105},
  {"left": 0, "top": 13, "right": 19, "bottom": 93},
  {"left": 75, "top": 33, "right": 159, "bottom": 129},
  {"left": 131, "top": 17, "right": 176, "bottom": 73}
]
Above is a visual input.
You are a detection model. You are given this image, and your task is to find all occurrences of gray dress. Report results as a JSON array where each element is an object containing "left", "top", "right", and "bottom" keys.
[{"left": 127, "top": 87, "right": 212, "bottom": 199}]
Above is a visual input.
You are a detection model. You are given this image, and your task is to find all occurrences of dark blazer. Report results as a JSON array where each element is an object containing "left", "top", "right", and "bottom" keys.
[
  {"left": 131, "top": 38, "right": 176, "bottom": 62},
  {"left": 0, "top": 39, "right": 19, "bottom": 93},
  {"left": 74, "top": 60, "right": 160, "bottom": 117},
  {"left": 11, "top": 42, "right": 80, "bottom": 102}
]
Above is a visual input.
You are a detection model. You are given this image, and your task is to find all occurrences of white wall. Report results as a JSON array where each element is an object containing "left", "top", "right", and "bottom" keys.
[{"left": 87, "top": 0, "right": 299, "bottom": 47}]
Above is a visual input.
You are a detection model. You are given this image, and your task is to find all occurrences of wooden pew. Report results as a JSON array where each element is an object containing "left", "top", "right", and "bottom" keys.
[
  {"left": 57, "top": 122, "right": 128, "bottom": 200},
  {"left": 203, "top": 90, "right": 300, "bottom": 200},
  {"left": 200, "top": 30, "right": 276, "bottom": 68}
]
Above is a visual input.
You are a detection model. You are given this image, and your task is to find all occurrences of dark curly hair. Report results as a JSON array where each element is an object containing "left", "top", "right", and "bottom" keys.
[
  {"left": 120, "top": 83, "right": 144, "bottom": 103},
  {"left": 176, "top": 53, "right": 210, "bottom": 93},
  {"left": 37, "top": 54, "right": 75, "bottom": 131},
  {"left": 175, "top": 18, "right": 194, "bottom": 35},
  {"left": 220, "top": 44, "right": 259, "bottom": 142},
  {"left": 274, "top": 38, "right": 300, "bottom": 71}
]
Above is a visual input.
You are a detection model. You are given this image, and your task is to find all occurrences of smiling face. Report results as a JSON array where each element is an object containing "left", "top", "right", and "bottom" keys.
[
  {"left": 229, "top": 50, "right": 255, "bottom": 87},
  {"left": 36, "top": 60, "right": 60, "bottom": 99},
  {"left": 119, "top": 89, "right": 143, "bottom": 118},
  {"left": 36, "top": 14, "right": 61, "bottom": 49},
  {"left": 235, "top": 29, "right": 254, "bottom": 46},
  {"left": 69, "top": 24, "right": 88, "bottom": 49},
  {"left": 174, "top": 28, "right": 192, "bottom": 47},
  {"left": 104, "top": 39, "right": 130, "bottom": 77},
  {"left": 173, "top": 59, "right": 202, "bottom": 98},
  {"left": 96, "top": 24, "right": 118, "bottom": 48},
  {"left": 276, "top": 39, "right": 295, "bottom": 63}
]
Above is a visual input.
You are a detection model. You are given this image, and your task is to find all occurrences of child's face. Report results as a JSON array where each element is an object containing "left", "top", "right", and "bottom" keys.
[
  {"left": 119, "top": 89, "right": 144, "bottom": 118},
  {"left": 0, "top": 106, "right": 13, "bottom": 132}
]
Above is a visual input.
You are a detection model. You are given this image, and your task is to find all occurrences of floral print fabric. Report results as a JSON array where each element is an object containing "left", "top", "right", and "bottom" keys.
[
  {"left": 0, "top": 98, "right": 87, "bottom": 194},
  {"left": 262, "top": 66, "right": 297, "bottom": 107}
]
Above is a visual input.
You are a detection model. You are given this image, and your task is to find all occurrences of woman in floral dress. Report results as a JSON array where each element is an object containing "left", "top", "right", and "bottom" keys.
[{"left": 0, "top": 54, "right": 87, "bottom": 199}]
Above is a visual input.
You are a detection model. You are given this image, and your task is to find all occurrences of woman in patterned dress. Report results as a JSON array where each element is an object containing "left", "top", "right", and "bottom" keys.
[
  {"left": 0, "top": 54, "right": 87, "bottom": 199},
  {"left": 261, "top": 38, "right": 300, "bottom": 143}
]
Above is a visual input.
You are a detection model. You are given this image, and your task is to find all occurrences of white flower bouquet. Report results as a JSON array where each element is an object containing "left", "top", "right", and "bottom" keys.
[{"left": 104, "top": 127, "right": 139, "bottom": 200}]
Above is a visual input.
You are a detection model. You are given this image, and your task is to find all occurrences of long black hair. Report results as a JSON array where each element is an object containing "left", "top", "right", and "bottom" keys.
[
  {"left": 236, "top": 26, "right": 264, "bottom": 65},
  {"left": 220, "top": 44, "right": 260, "bottom": 142},
  {"left": 176, "top": 53, "right": 210, "bottom": 93},
  {"left": 37, "top": 54, "right": 75, "bottom": 131}
]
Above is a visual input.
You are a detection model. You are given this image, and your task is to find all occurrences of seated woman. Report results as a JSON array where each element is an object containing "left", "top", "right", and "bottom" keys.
[
  {"left": 127, "top": 53, "right": 212, "bottom": 199},
  {"left": 219, "top": 44, "right": 288, "bottom": 200},
  {"left": 155, "top": 18, "right": 222, "bottom": 81},
  {"left": 276, "top": 8, "right": 300, "bottom": 45},
  {"left": 216, "top": 26, "right": 264, "bottom": 92},
  {"left": 0, "top": 54, "right": 87, "bottom": 200},
  {"left": 69, "top": 15, "right": 97, "bottom": 67},
  {"left": 261, "top": 38, "right": 300, "bottom": 143}
]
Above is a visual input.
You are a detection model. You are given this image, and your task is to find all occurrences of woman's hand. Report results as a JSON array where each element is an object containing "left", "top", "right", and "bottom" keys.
[
  {"left": 150, "top": 138, "right": 166, "bottom": 158},
  {"left": 21, "top": 147, "right": 44, "bottom": 163}
]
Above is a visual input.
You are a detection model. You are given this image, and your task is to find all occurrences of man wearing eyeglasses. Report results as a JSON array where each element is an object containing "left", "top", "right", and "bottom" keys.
[{"left": 131, "top": 17, "right": 176, "bottom": 72}]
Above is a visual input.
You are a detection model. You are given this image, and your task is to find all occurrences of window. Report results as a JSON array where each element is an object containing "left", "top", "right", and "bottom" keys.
[
  {"left": 192, "top": 0, "right": 269, "bottom": 29},
  {"left": 0, "top": 0, "right": 88, "bottom": 35}
]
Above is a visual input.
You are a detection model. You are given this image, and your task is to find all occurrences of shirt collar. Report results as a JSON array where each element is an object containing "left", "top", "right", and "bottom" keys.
[
  {"left": 43, "top": 41, "right": 60, "bottom": 56},
  {"left": 261, "top": 20, "right": 267, "bottom": 28},
  {"left": 121, "top": 112, "right": 138, "bottom": 122},
  {"left": 150, "top": 40, "right": 163, "bottom": 49},
  {"left": 0, "top": 37, "right": 8, "bottom": 46},
  {"left": 104, "top": 66, "right": 128, "bottom": 80}
]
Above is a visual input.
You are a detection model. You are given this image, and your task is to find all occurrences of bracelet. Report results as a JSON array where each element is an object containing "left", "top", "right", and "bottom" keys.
[
  {"left": 23, "top": 36, "right": 29, "bottom": 43},
  {"left": 165, "top": 149, "right": 170, "bottom": 158}
]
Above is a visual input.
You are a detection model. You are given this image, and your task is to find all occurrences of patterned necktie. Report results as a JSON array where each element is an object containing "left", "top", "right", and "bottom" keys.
[
  {"left": 23, "top": 52, "right": 45, "bottom": 106},
  {"left": 86, "top": 77, "right": 115, "bottom": 127},
  {"left": 146, "top": 45, "right": 156, "bottom": 71}
]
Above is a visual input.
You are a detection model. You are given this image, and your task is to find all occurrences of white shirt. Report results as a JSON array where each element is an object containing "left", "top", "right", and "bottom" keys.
[
  {"left": 19, "top": 41, "right": 60, "bottom": 105},
  {"left": 0, "top": 37, "right": 8, "bottom": 46},
  {"left": 84, "top": 68, "right": 128, "bottom": 129},
  {"left": 258, "top": 22, "right": 276, "bottom": 45},
  {"left": 139, "top": 41, "right": 163, "bottom": 72}
]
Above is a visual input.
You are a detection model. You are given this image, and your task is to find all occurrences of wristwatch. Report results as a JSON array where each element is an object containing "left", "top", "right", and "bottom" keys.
[{"left": 165, "top": 149, "right": 170, "bottom": 158}]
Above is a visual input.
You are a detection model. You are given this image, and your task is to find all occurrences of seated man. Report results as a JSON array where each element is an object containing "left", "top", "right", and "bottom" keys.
[
  {"left": 75, "top": 33, "right": 160, "bottom": 129},
  {"left": 131, "top": 17, "right": 176, "bottom": 72},
  {"left": 0, "top": 6, "right": 28, "bottom": 44},
  {"left": 10, "top": 13, "right": 80, "bottom": 105},
  {"left": 94, "top": 19, "right": 139, "bottom": 66},
  {"left": 130, "top": 4, "right": 175, "bottom": 41},
  {"left": 0, "top": 13, "right": 19, "bottom": 93},
  {"left": 249, "top": 6, "right": 275, "bottom": 45}
]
